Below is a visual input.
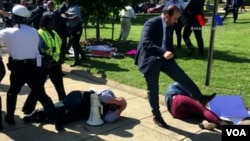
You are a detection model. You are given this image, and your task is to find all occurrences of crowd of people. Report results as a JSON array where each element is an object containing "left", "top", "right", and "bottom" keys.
[
  {"left": 0, "top": 0, "right": 248, "bottom": 134},
  {"left": 0, "top": 0, "right": 128, "bottom": 132}
]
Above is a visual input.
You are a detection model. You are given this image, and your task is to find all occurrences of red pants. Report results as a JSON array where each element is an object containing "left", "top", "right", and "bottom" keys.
[{"left": 171, "top": 95, "right": 221, "bottom": 124}]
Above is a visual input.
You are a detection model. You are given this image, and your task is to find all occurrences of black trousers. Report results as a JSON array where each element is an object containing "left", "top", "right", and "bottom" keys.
[
  {"left": 6, "top": 59, "right": 61, "bottom": 125},
  {"left": 68, "top": 26, "right": 85, "bottom": 63},
  {"left": 173, "top": 18, "right": 184, "bottom": 48},
  {"left": 183, "top": 25, "right": 204, "bottom": 55},
  {"left": 222, "top": 7, "right": 239, "bottom": 22},
  {"left": 22, "top": 63, "right": 66, "bottom": 113},
  {"left": 0, "top": 59, "right": 6, "bottom": 83}
]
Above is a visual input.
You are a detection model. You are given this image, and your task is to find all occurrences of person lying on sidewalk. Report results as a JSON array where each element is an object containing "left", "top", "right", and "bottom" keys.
[
  {"left": 165, "top": 82, "right": 233, "bottom": 130},
  {"left": 23, "top": 89, "right": 127, "bottom": 124}
]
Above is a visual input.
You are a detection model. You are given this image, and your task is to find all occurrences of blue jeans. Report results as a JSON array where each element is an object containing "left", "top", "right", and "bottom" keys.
[{"left": 144, "top": 59, "right": 203, "bottom": 118}]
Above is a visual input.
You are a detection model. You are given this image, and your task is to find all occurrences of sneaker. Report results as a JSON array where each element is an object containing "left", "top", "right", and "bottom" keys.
[{"left": 199, "top": 120, "right": 216, "bottom": 130}]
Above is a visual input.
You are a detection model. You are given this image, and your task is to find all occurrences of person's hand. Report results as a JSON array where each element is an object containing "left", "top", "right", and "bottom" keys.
[
  {"left": 163, "top": 51, "right": 174, "bottom": 60},
  {"left": 114, "top": 97, "right": 127, "bottom": 116}
]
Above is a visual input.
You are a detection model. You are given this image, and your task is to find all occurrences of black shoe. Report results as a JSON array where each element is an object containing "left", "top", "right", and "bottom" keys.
[
  {"left": 0, "top": 121, "right": 3, "bottom": 131},
  {"left": 187, "top": 47, "right": 195, "bottom": 56},
  {"left": 5, "top": 115, "right": 15, "bottom": 125},
  {"left": 70, "top": 62, "right": 80, "bottom": 67},
  {"left": 153, "top": 117, "right": 169, "bottom": 129},
  {"left": 23, "top": 115, "right": 34, "bottom": 123},
  {"left": 55, "top": 123, "right": 65, "bottom": 132},
  {"left": 200, "top": 93, "right": 216, "bottom": 106}
]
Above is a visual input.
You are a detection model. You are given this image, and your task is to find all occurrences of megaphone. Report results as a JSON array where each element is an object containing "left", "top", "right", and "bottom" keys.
[{"left": 86, "top": 92, "right": 104, "bottom": 126}]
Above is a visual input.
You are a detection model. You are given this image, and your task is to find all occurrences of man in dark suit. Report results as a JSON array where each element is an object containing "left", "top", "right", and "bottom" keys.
[
  {"left": 222, "top": 0, "right": 241, "bottom": 23},
  {"left": 135, "top": 5, "right": 216, "bottom": 129},
  {"left": 28, "top": 0, "right": 46, "bottom": 29},
  {"left": 182, "top": 0, "right": 205, "bottom": 56}
]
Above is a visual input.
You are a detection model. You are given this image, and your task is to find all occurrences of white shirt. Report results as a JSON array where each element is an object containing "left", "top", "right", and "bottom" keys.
[
  {"left": 119, "top": 5, "right": 136, "bottom": 19},
  {"left": 0, "top": 24, "right": 40, "bottom": 60}
]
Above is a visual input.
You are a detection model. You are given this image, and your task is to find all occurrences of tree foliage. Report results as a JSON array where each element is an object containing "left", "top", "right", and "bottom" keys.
[{"left": 54, "top": 0, "right": 148, "bottom": 40}]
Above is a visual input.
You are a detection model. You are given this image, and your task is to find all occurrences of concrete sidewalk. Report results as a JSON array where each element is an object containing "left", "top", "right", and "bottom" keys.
[{"left": 0, "top": 48, "right": 222, "bottom": 141}]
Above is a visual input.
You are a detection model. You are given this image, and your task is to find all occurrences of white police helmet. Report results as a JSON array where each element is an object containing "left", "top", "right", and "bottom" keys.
[{"left": 12, "top": 5, "right": 31, "bottom": 18}]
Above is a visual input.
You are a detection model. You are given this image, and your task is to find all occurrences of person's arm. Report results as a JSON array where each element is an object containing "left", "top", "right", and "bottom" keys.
[
  {"left": 105, "top": 97, "right": 127, "bottom": 116},
  {"left": 0, "top": 10, "right": 11, "bottom": 18}
]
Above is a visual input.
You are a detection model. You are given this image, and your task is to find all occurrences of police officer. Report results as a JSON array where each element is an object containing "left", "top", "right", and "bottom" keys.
[
  {"left": 62, "top": 0, "right": 85, "bottom": 67},
  {"left": 0, "top": 5, "right": 64, "bottom": 131}
]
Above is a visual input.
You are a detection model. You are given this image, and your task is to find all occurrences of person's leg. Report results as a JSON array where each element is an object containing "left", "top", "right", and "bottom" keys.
[
  {"left": 175, "top": 21, "right": 183, "bottom": 49},
  {"left": 27, "top": 67, "right": 64, "bottom": 131},
  {"left": 122, "top": 19, "right": 131, "bottom": 41},
  {"left": 5, "top": 64, "right": 25, "bottom": 124},
  {"left": 71, "top": 28, "right": 85, "bottom": 67},
  {"left": 48, "top": 64, "right": 66, "bottom": 101},
  {"left": 0, "top": 96, "right": 3, "bottom": 130},
  {"left": 0, "top": 60, "right": 6, "bottom": 83},
  {"left": 144, "top": 62, "right": 161, "bottom": 118},
  {"left": 183, "top": 25, "right": 195, "bottom": 55},
  {"left": 233, "top": 7, "right": 239, "bottom": 23},
  {"left": 118, "top": 18, "right": 124, "bottom": 40},
  {"left": 162, "top": 59, "right": 203, "bottom": 101},
  {"left": 144, "top": 61, "right": 169, "bottom": 128},
  {"left": 222, "top": 10, "right": 229, "bottom": 21},
  {"left": 171, "top": 95, "right": 221, "bottom": 124},
  {"left": 22, "top": 68, "right": 47, "bottom": 114},
  {"left": 193, "top": 28, "right": 204, "bottom": 56}
]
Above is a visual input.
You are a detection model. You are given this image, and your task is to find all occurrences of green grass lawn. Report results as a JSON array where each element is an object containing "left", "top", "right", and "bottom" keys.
[{"left": 65, "top": 11, "right": 250, "bottom": 108}]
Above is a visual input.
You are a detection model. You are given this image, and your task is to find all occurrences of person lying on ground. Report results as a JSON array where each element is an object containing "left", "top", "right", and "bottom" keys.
[
  {"left": 165, "top": 82, "right": 233, "bottom": 130},
  {"left": 23, "top": 89, "right": 127, "bottom": 124}
]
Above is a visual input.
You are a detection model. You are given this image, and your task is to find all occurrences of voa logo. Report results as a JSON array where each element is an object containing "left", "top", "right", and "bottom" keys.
[{"left": 226, "top": 129, "right": 247, "bottom": 136}]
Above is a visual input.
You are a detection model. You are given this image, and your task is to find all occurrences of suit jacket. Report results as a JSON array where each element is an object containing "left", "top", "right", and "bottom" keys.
[
  {"left": 29, "top": 6, "right": 46, "bottom": 29},
  {"left": 135, "top": 16, "right": 173, "bottom": 74}
]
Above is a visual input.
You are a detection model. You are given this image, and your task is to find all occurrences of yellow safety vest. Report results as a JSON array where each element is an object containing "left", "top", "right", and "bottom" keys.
[{"left": 38, "top": 29, "right": 62, "bottom": 62}]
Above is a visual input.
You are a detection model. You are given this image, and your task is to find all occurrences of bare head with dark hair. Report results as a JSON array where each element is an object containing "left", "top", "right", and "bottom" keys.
[{"left": 162, "top": 5, "right": 180, "bottom": 27}]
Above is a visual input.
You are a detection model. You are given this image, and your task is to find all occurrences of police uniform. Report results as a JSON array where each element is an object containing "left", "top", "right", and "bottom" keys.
[
  {"left": 65, "top": 3, "right": 85, "bottom": 66},
  {"left": 0, "top": 5, "right": 63, "bottom": 131}
]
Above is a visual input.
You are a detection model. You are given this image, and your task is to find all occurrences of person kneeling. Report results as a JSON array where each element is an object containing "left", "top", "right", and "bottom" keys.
[{"left": 23, "top": 89, "right": 127, "bottom": 124}]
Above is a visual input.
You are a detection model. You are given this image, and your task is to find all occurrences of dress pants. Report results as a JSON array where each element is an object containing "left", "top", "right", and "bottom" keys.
[{"left": 144, "top": 59, "right": 203, "bottom": 118}]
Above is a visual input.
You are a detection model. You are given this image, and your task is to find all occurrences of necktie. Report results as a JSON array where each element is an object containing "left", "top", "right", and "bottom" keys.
[{"left": 162, "top": 26, "right": 173, "bottom": 51}]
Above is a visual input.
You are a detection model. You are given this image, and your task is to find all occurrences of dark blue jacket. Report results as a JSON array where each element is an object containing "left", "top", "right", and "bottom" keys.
[{"left": 135, "top": 16, "right": 173, "bottom": 74}]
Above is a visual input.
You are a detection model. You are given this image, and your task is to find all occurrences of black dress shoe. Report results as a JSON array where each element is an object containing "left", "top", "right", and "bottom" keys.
[
  {"left": 0, "top": 121, "right": 3, "bottom": 131},
  {"left": 200, "top": 93, "right": 216, "bottom": 106},
  {"left": 23, "top": 115, "right": 34, "bottom": 123},
  {"left": 55, "top": 123, "right": 65, "bottom": 132},
  {"left": 153, "top": 117, "right": 169, "bottom": 129},
  {"left": 187, "top": 47, "right": 195, "bottom": 56},
  {"left": 5, "top": 115, "right": 15, "bottom": 125}
]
